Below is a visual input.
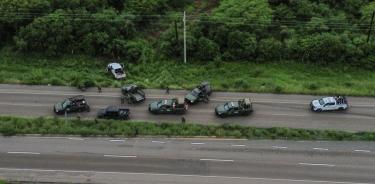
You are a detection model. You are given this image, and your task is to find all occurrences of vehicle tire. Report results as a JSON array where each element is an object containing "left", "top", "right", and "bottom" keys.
[
  {"left": 86, "top": 106, "right": 90, "bottom": 112},
  {"left": 315, "top": 108, "right": 322, "bottom": 112},
  {"left": 338, "top": 107, "right": 344, "bottom": 111}
]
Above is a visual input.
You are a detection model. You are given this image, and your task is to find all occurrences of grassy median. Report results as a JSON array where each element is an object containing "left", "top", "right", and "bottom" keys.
[
  {"left": 0, "top": 116, "right": 375, "bottom": 141},
  {"left": 0, "top": 49, "right": 375, "bottom": 96}
]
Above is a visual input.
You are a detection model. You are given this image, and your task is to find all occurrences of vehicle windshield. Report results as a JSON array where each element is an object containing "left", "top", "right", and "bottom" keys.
[
  {"left": 191, "top": 88, "right": 201, "bottom": 97},
  {"left": 157, "top": 100, "right": 166, "bottom": 108},
  {"left": 318, "top": 99, "right": 325, "bottom": 105},
  {"left": 224, "top": 103, "right": 230, "bottom": 111},
  {"left": 114, "top": 68, "right": 124, "bottom": 74},
  {"left": 62, "top": 100, "right": 71, "bottom": 109}
]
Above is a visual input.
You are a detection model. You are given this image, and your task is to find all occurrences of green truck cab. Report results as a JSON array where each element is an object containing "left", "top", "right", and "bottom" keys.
[
  {"left": 149, "top": 98, "right": 188, "bottom": 114},
  {"left": 215, "top": 98, "right": 253, "bottom": 118}
]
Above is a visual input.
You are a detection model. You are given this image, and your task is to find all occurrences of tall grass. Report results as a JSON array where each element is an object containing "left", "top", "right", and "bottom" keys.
[
  {"left": 0, "top": 49, "right": 374, "bottom": 96},
  {"left": 1, "top": 116, "right": 375, "bottom": 141}
]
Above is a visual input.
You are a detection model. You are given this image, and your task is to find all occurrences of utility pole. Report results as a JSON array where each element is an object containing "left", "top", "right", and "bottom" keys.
[
  {"left": 183, "top": 11, "right": 187, "bottom": 64},
  {"left": 367, "top": 11, "right": 375, "bottom": 43}
]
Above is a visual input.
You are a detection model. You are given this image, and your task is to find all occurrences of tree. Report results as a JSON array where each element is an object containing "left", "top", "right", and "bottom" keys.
[
  {"left": 360, "top": 1, "right": 375, "bottom": 24},
  {"left": 0, "top": 0, "right": 51, "bottom": 43},
  {"left": 223, "top": 31, "right": 257, "bottom": 61},
  {"left": 212, "top": 0, "right": 273, "bottom": 33},
  {"left": 195, "top": 37, "right": 220, "bottom": 61},
  {"left": 14, "top": 9, "right": 74, "bottom": 55}
]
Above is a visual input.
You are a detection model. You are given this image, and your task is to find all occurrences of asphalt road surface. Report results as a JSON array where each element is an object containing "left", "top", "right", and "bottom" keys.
[
  {"left": 0, "top": 84, "right": 375, "bottom": 131},
  {"left": 0, "top": 136, "right": 374, "bottom": 184}
]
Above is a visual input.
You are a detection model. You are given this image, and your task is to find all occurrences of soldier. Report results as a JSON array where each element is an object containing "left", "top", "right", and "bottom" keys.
[
  {"left": 97, "top": 86, "right": 102, "bottom": 93},
  {"left": 181, "top": 116, "right": 186, "bottom": 124},
  {"left": 166, "top": 86, "right": 170, "bottom": 94},
  {"left": 121, "top": 96, "right": 125, "bottom": 104}
]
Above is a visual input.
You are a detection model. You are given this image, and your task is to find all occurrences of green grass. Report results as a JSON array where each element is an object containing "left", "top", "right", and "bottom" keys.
[
  {"left": 0, "top": 48, "right": 374, "bottom": 96},
  {"left": 0, "top": 180, "right": 6, "bottom": 184},
  {"left": 1, "top": 116, "right": 375, "bottom": 141}
]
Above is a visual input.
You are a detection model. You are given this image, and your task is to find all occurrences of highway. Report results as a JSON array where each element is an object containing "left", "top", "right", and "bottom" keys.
[
  {"left": 0, "top": 136, "right": 374, "bottom": 184},
  {"left": 0, "top": 84, "right": 375, "bottom": 131}
]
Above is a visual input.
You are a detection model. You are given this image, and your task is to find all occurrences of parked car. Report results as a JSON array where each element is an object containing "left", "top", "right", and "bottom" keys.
[
  {"left": 121, "top": 84, "right": 145, "bottom": 104},
  {"left": 149, "top": 98, "right": 188, "bottom": 114},
  {"left": 215, "top": 98, "right": 253, "bottom": 118},
  {"left": 107, "top": 62, "right": 126, "bottom": 79},
  {"left": 97, "top": 106, "right": 130, "bottom": 120},
  {"left": 185, "top": 81, "right": 212, "bottom": 104},
  {"left": 54, "top": 95, "right": 90, "bottom": 115},
  {"left": 310, "top": 96, "right": 349, "bottom": 112}
]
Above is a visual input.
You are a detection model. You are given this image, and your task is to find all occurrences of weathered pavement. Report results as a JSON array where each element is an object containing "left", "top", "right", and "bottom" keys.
[
  {"left": 0, "top": 84, "right": 375, "bottom": 131},
  {"left": 0, "top": 136, "right": 374, "bottom": 184}
]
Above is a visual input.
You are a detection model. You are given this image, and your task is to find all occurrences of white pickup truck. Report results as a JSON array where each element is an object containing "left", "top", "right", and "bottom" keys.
[
  {"left": 107, "top": 63, "right": 126, "bottom": 79},
  {"left": 310, "top": 96, "right": 348, "bottom": 112}
]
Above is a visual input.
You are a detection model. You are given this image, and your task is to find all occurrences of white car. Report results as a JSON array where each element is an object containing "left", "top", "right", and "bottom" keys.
[
  {"left": 310, "top": 96, "right": 348, "bottom": 112},
  {"left": 107, "top": 63, "right": 126, "bottom": 79}
]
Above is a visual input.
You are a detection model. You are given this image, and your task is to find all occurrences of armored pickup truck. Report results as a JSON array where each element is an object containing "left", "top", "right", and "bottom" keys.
[
  {"left": 97, "top": 106, "right": 130, "bottom": 120},
  {"left": 185, "top": 81, "right": 212, "bottom": 104},
  {"left": 149, "top": 98, "right": 188, "bottom": 114},
  {"left": 310, "top": 96, "right": 349, "bottom": 112},
  {"left": 215, "top": 98, "right": 253, "bottom": 118},
  {"left": 54, "top": 95, "right": 90, "bottom": 115},
  {"left": 121, "top": 84, "right": 145, "bottom": 104}
]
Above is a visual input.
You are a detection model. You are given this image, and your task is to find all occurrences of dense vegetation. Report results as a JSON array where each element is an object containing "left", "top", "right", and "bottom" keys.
[
  {"left": 1, "top": 0, "right": 375, "bottom": 69},
  {"left": 1, "top": 116, "right": 375, "bottom": 141},
  {"left": 1, "top": 49, "right": 375, "bottom": 96}
]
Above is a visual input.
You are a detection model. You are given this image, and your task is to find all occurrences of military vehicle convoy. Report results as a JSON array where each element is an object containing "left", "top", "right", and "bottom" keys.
[
  {"left": 148, "top": 98, "right": 188, "bottom": 114},
  {"left": 97, "top": 106, "right": 130, "bottom": 120},
  {"left": 215, "top": 98, "right": 253, "bottom": 118},
  {"left": 121, "top": 84, "right": 146, "bottom": 104},
  {"left": 54, "top": 95, "right": 90, "bottom": 115},
  {"left": 52, "top": 79, "right": 351, "bottom": 121}
]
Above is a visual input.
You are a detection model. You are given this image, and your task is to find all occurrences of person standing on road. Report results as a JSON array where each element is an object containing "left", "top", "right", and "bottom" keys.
[
  {"left": 166, "top": 86, "right": 170, "bottom": 94},
  {"left": 97, "top": 86, "right": 102, "bottom": 93},
  {"left": 121, "top": 96, "right": 125, "bottom": 104},
  {"left": 181, "top": 116, "right": 186, "bottom": 124}
]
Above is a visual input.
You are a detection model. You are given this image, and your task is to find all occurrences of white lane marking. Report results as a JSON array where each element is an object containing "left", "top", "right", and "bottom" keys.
[
  {"left": 7, "top": 152, "right": 40, "bottom": 155},
  {"left": 68, "top": 138, "right": 84, "bottom": 141},
  {"left": 191, "top": 142, "right": 205, "bottom": 145},
  {"left": 354, "top": 150, "right": 371, "bottom": 153},
  {"left": 272, "top": 146, "right": 288, "bottom": 149},
  {"left": 152, "top": 141, "right": 166, "bottom": 144},
  {"left": 231, "top": 144, "right": 246, "bottom": 147},
  {"left": 299, "top": 163, "right": 335, "bottom": 167},
  {"left": 200, "top": 158, "right": 234, "bottom": 162},
  {"left": 0, "top": 168, "right": 370, "bottom": 184},
  {"left": 109, "top": 139, "right": 126, "bottom": 142},
  {"left": 104, "top": 155, "right": 137, "bottom": 158},
  {"left": 313, "top": 148, "right": 329, "bottom": 151}
]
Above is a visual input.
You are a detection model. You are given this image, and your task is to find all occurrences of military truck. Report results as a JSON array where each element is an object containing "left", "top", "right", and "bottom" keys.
[
  {"left": 54, "top": 95, "right": 90, "bottom": 115},
  {"left": 97, "top": 106, "right": 130, "bottom": 120},
  {"left": 149, "top": 98, "right": 188, "bottom": 114},
  {"left": 185, "top": 81, "right": 212, "bottom": 104},
  {"left": 121, "top": 84, "right": 146, "bottom": 104},
  {"left": 215, "top": 98, "right": 253, "bottom": 118}
]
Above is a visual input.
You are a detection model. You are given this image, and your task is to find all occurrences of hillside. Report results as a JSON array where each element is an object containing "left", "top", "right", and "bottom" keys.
[{"left": 1, "top": 0, "right": 375, "bottom": 68}]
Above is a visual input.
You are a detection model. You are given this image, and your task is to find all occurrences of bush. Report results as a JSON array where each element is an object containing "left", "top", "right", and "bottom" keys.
[
  {"left": 274, "top": 85, "right": 283, "bottom": 93},
  {"left": 306, "top": 83, "right": 319, "bottom": 90}
]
